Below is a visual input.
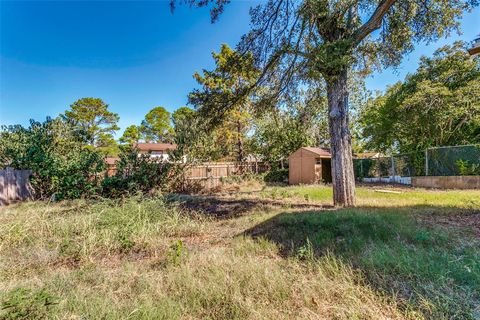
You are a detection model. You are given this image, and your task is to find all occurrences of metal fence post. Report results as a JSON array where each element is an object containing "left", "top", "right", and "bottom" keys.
[{"left": 360, "top": 159, "right": 363, "bottom": 178}]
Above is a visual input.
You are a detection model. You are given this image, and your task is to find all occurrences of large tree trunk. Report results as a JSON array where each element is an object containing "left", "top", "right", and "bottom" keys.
[{"left": 326, "top": 69, "right": 356, "bottom": 207}]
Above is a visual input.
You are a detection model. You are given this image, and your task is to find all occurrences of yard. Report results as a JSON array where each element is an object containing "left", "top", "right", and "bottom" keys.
[{"left": 1, "top": 183, "right": 479, "bottom": 319}]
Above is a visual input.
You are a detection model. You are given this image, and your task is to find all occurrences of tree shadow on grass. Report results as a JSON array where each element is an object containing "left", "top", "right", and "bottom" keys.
[
  {"left": 169, "top": 193, "right": 333, "bottom": 219},
  {"left": 242, "top": 206, "right": 480, "bottom": 319}
]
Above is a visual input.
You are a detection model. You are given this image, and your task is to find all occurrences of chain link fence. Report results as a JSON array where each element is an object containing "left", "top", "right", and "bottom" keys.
[
  {"left": 354, "top": 144, "right": 480, "bottom": 180},
  {"left": 354, "top": 153, "right": 423, "bottom": 180},
  {"left": 426, "top": 144, "right": 480, "bottom": 176}
]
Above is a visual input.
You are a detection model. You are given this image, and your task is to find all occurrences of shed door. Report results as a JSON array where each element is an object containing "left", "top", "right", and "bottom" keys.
[{"left": 301, "top": 156, "right": 316, "bottom": 184}]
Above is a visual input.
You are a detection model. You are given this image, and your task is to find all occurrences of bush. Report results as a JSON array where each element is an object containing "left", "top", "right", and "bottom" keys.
[
  {"left": 0, "top": 118, "right": 105, "bottom": 200},
  {"left": 0, "top": 119, "right": 191, "bottom": 200},
  {"left": 102, "top": 146, "right": 185, "bottom": 197},
  {"left": 264, "top": 169, "right": 288, "bottom": 183},
  {"left": 456, "top": 159, "right": 480, "bottom": 176}
]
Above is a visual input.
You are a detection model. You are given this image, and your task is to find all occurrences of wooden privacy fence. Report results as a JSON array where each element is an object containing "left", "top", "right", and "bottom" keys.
[
  {"left": 185, "top": 162, "right": 269, "bottom": 190},
  {"left": 0, "top": 167, "right": 33, "bottom": 205},
  {"left": 105, "top": 160, "right": 269, "bottom": 190}
]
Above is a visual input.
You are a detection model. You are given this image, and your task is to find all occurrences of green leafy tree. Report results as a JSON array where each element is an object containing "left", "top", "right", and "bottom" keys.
[
  {"left": 172, "top": 106, "right": 197, "bottom": 153},
  {"left": 251, "top": 88, "right": 329, "bottom": 167},
  {"left": 173, "top": 0, "right": 478, "bottom": 207},
  {"left": 96, "top": 133, "right": 120, "bottom": 156},
  {"left": 172, "top": 107, "right": 196, "bottom": 136},
  {"left": 140, "top": 106, "right": 174, "bottom": 143},
  {"left": 63, "top": 98, "right": 119, "bottom": 146},
  {"left": 360, "top": 42, "right": 480, "bottom": 154},
  {"left": 189, "top": 44, "right": 259, "bottom": 162},
  {"left": 171, "top": 106, "right": 228, "bottom": 161},
  {"left": 0, "top": 118, "right": 105, "bottom": 200},
  {"left": 0, "top": 124, "right": 29, "bottom": 168},
  {"left": 119, "top": 125, "right": 141, "bottom": 145}
]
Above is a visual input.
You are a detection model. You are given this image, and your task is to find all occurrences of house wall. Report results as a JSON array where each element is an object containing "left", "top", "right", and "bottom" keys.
[{"left": 140, "top": 151, "right": 170, "bottom": 161}]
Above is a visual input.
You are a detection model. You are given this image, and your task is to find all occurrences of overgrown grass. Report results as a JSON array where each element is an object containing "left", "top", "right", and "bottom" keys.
[
  {"left": 247, "top": 208, "right": 480, "bottom": 318},
  {"left": 1, "top": 186, "right": 479, "bottom": 319},
  {"left": 0, "top": 197, "right": 204, "bottom": 282}
]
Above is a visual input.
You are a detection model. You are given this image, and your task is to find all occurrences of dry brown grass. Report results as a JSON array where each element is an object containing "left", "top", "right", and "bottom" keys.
[{"left": 1, "top": 185, "right": 479, "bottom": 319}]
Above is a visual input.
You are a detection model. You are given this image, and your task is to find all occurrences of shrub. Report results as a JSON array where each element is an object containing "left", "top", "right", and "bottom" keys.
[
  {"left": 456, "top": 159, "right": 480, "bottom": 176},
  {"left": 102, "top": 146, "right": 185, "bottom": 197},
  {"left": 0, "top": 118, "right": 105, "bottom": 200},
  {"left": 264, "top": 169, "right": 288, "bottom": 183}
]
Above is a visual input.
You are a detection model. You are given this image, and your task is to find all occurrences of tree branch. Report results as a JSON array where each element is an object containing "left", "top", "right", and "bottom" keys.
[{"left": 352, "top": 0, "right": 397, "bottom": 45}]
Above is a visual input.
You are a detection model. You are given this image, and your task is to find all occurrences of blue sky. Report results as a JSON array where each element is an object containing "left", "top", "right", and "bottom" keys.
[{"left": 1, "top": 1, "right": 479, "bottom": 136}]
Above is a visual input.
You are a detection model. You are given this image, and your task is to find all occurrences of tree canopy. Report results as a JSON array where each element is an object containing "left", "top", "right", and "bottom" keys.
[
  {"left": 360, "top": 42, "right": 480, "bottom": 153},
  {"left": 140, "top": 106, "right": 174, "bottom": 143},
  {"left": 63, "top": 97, "right": 119, "bottom": 146},
  {"left": 189, "top": 44, "right": 259, "bottom": 161},
  {"left": 120, "top": 125, "right": 141, "bottom": 145},
  {"left": 189, "top": 44, "right": 258, "bottom": 124},
  {"left": 172, "top": 106, "right": 200, "bottom": 156},
  {"left": 251, "top": 88, "right": 329, "bottom": 166}
]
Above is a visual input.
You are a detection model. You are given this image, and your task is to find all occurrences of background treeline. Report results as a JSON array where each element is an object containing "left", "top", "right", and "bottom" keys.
[
  {"left": 1, "top": 42, "right": 478, "bottom": 200},
  {"left": 360, "top": 42, "right": 480, "bottom": 154}
]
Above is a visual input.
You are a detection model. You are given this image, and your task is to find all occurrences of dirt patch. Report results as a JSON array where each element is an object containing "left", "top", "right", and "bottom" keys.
[
  {"left": 421, "top": 211, "right": 480, "bottom": 238},
  {"left": 175, "top": 194, "right": 331, "bottom": 218}
]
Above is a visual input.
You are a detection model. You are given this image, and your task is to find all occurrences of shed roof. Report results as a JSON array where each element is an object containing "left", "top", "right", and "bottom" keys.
[
  {"left": 133, "top": 143, "right": 177, "bottom": 152},
  {"left": 289, "top": 147, "right": 331, "bottom": 159}
]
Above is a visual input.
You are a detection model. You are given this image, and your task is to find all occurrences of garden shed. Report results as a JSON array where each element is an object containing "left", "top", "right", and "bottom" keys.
[{"left": 288, "top": 147, "right": 332, "bottom": 184}]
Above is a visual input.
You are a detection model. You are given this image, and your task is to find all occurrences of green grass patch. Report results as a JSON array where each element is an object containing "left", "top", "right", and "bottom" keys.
[
  {"left": 246, "top": 207, "right": 480, "bottom": 318},
  {"left": 262, "top": 184, "right": 480, "bottom": 209}
]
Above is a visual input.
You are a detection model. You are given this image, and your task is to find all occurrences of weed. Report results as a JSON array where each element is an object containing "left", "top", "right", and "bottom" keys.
[
  {"left": 296, "top": 238, "right": 314, "bottom": 261},
  {"left": 167, "top": 240, "right": 186, "bottom": 266},
  {"left": 0, "top": 288, "right": 57, "bottom": 320}
]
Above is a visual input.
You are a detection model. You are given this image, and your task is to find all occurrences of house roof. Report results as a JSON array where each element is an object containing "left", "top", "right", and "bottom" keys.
[
  {"left": 468, "top": 46, "right": 480, "bottom": 56},
  {"left": 133, "top": 143, "right": 177, "bottom": 152},
  {"left": 469, "top": 35, "right": 480, "bottom": 56}
]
